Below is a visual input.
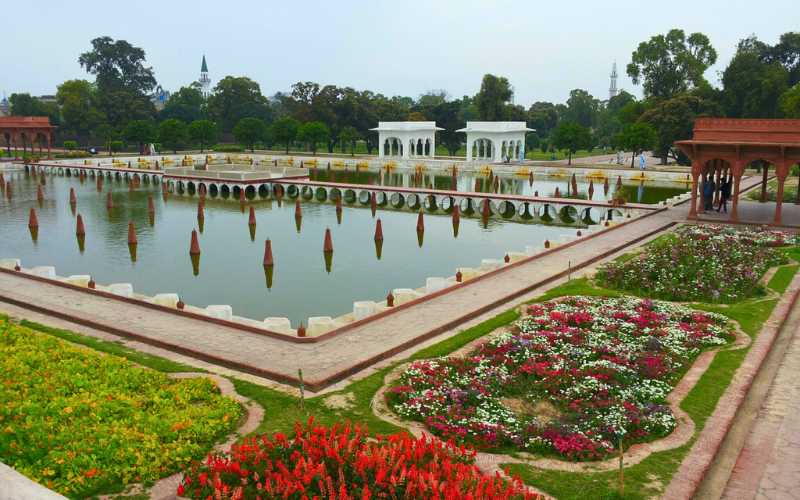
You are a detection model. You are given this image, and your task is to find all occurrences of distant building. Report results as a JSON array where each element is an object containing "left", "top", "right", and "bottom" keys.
[
  {"left": 35, "top": 95, "right": 57, "bottom": 105},
  {"left": 151, "top": 85, "right": 171, "bottom": 111},
  {"left": 0, "top": 95, "right": 9, "bottom": 117},
  {"left": 199, "top": 55, "right": 211, "bottom": 98},
  {"left": 609, "top": 61, "right": 618, "bottom": 100}
]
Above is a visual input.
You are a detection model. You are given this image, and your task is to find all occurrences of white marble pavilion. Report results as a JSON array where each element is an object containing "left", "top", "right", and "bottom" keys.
[
  {"left": 457, "top": 122, "right": 534, "bottom": 162},
  {"left": 371, "top": 122, "right": 443, "bottom": 159}
]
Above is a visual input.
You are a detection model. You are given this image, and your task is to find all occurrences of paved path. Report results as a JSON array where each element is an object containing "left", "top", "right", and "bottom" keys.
[
  {"left": 0, "top": 208, "right": 677, "bottom": 391},
  {"left": 720, "top": 300, "right": 800, "bottom": 500}
]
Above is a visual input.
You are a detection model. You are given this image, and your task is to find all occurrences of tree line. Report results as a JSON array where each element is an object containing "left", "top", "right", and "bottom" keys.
[{"left": 6, "top": 31, "right": 800, "bottom": 163}]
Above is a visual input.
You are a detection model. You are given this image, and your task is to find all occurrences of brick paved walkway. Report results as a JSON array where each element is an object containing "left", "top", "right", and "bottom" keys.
[
  {"left": 0, "top": 175, "right": 775, "bottom": 392},
  {"left": 720, "top": 300, "right": 800, "bottom": 500}
]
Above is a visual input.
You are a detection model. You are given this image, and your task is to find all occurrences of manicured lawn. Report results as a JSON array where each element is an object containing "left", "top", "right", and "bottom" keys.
[{"left": 0, "top": 317, "right": 242, "bottom": 498}]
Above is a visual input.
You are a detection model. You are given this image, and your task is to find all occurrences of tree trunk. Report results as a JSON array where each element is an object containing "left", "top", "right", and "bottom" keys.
[
  {"left": 631, "top": 152, "right": 635, "bottom": 168},
  {"left": 568, "top": 151, "right": 572, "bottom": 165},
  {"left": 285, "top": 143, "right": 289, "bottom": 154}
]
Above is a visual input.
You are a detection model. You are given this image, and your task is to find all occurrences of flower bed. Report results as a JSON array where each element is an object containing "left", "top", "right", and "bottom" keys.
[
  {"left": 387, "top": 296, "right": 731, "bottom": 461},
  {"left": 0, "top": 319, "right": 242, "bottom": 498},
  {"left": 178, "top": 419, "right": 539, "bottom": 499},
  {"left": 597, "top": 225, "right": 797, "bottom": 302}
]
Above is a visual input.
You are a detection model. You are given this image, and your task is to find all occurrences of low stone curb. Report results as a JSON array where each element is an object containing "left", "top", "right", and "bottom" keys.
[{"left": 663, "top": 272, "right": 800, "bottom": 499}]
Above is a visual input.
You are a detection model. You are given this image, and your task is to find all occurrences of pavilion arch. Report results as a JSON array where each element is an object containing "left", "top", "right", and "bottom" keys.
[
  {"left": 245, "top": 185, "right": 256, "bottom": 199},
  {"left": 286, "top": 185, "right": 299, "bottom": 198},
  {"left": 301, "top": 186, "right": 314, "bottom": 200},
  {"left": 258, "top": 184, "right": 269, "bottom": 198},
  {"left": 220, "top": 185, "right": 231, "bottom": 199},
  {"left": 209, "top": 184, "right": 219, "bottom": 198}
]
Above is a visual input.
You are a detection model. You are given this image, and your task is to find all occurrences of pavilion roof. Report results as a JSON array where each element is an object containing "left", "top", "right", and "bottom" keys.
[
  {"left": 0, "top": 116, "right": 56, "bottom": 129},
  {"left": 677, "top": 118, "right": 800, "bottom": 146},
  {"left": 370, "top": 121, "right": 444, "bottom": 131},
  {"left": 456, "top": 121, "right": 534, "bottom": 133}
]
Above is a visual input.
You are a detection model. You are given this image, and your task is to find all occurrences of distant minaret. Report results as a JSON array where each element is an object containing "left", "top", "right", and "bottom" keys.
[
  {"left": 199, "top": 55, "right": 211, "bottom": 98},
  {"left": 609, "top": 61, "right": 618, "bottom": 100}
]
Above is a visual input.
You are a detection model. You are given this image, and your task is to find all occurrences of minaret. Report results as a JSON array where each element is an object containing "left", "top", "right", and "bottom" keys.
[
  {"left": 199, "top": 55, "right": 211, "bottom": 98},
  {"left": 609, "top": 61, "right": 618, "bottom": 100}
]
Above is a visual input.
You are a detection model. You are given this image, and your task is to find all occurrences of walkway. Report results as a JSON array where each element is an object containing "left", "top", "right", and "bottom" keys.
[
  {"left": 718, "top": 298, "right": 800, "bottom": 499},
  {"left": 0, "top": 208, "right": 676, "bottom": 392}
]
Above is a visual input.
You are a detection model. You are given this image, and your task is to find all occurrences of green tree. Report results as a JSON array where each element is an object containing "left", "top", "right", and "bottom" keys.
[
  {"left": 722, "top": 36, "right": 789, "bottom": 118},
  {"left": 297, "top": 121, "right": 330, "bottom": 154},
  {"left": 614, "top": 123, "right": 658, "bottom": 167},
  {"left": 627, "top": 29, "right": 717, "bottom": 99},
  {"left": 95, "top": 123, "right": 118, "bottom": 155},
  {"left": 207, "top": 76, "right": 271, "bottom": 132},
  {"left": 123, "top": 120, "right": 157, "bottom": 154},
  {"left": 233, "top": 117, "right": 265, "bottom": 152},
  {"left": 56, "top": 80, "right": 104, "bottom": 140},
  {"left": 527, "top": 101, "right": 560, "bottom": 139},
  {"left": 475, "top": 74, "right": 513, "bottom": 120},
  {"left": 271, "top": 117, "right": 299, "bottom": 154},
  {"left": 779, "top": 84, "right": 800, "bottom": 118},
  {"left": 8, "top": 94, "right": 60, "bottom": 125},
  {"left": 563, "top": 89, "right": 599, "bottom": 128},
  {"left": 63, "top": 140, "right": 77, "bottom": 151},
  {"left": 160, "top": 85, "right": 206, "bottom": 123},
  {"left": 338, "top": 126, "right": 359, "bottom": 156},
  {"left": 638, "top": 94, "right": 722, "bottom": 164},
  {"left": 764, "top": 32, "right": 800, "bottom": 87},
  {"left": 79, "top": 37, "right": 157, "bottom": 127},
  {"left": 158, "top": 119, "right": 188, "bottom": 153},
  {"left": 188, "top": 120, "right": 218, "bottom": 152},
  {"left": 551, "top": 121, "right": 591, "bottom": 165}
]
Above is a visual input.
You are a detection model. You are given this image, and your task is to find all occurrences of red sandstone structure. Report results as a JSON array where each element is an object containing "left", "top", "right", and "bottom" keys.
[
  {"left": 0, "top": 116, "right": 56, "bottom": 159},
  {"left": 676, "top": 118, "right": 800, "bottom": 225}
]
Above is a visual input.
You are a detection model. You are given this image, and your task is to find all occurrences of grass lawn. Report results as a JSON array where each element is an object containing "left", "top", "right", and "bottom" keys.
[{"left": 0, "top": 317, "right": 242, "bottom": 498}]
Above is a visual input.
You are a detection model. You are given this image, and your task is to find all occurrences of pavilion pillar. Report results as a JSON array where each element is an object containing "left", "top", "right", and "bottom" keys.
[
  {"left": 774, "top": 160, "right": 789, "bottom": 225},
  {"left": 688, "top": 159, "right": 701, "bottom": 219},
  {"left": 730, "top": 162, "right": 744, "bottom": 223},
  {"left": 714, "top": 160, "right": 722, "bottom": 205},
  {"left": 760, "top": 162, "right": 769, "bottom": 202}
]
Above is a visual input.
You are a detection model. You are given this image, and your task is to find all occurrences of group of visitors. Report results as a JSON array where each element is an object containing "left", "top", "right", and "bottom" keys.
[{"left": 702, "top": 174, "right": 732, "bottom": 213}]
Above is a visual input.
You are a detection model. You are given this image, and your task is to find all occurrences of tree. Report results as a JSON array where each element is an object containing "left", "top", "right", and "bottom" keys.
[
  {"left": 158, "top": 119, "right": 188, "bottom": 153},
  {"left": 475, "top": 74, "right": 513, "bottom": 120},
  {"left": 563, "top": 89, "right": 599, "bottom": 128},
  {"left": 63, "top": 140, "right": 77, "bottom": 151},
  {"left": 722, "top": 36, "right": 789, "bottom": 118},
  {"left": 527, "top": 102, "right": 559, "bottom": 138},
  {"left": 297, "top": 121, "right": 330, "bottom": 154},
  {"left": 8, "top": 94, "right": 60, "bottom": 125},
  {"left": 78, "top": 37, "right": 157, "bottom": 126},
  {"left": 764, "top": 32, "right": 800, "bottom": 87},
  {"left": 627, "top": 29, "right": 717, "bottom": 99},
  {"left": 551, "top": 121, "right": 591, "bottom": 165},
  {"left": 56, "top": 80, "right": 104, "bottom": 141},
  {"left": 123, "top": 120, "right": 157, "bottom": 154},
  {"left": 188, "top": 120, "right": 218, "bottom": 152},
  {"left": 233, "top": 117, "right": 265, "bottom": 152},
  {"left": 638, "top": 94, "right": 722, "bottom": 164},
  {"left": 615, "top": 123, "right": 657, "bottom": 167},
  {"left": 779, "top": 85, "right": 800, "bottom": 118},
  {"left": 95, "top": 123, "right": 118, "bottom": 155},
  {"left": 271, "top": 117, "right": 299, "bottom": 154},
  {"left": 207, "top": 76, "right": 271, "bottom": 132},
  {"left": 338, "top": 126, "right": 359, "bottom": 156},
  {"left": 428, "top": 99, "right": 464, "bottom": 156},
  {"left": 160, "top": 84, "right": 206, "bottom": 123}
]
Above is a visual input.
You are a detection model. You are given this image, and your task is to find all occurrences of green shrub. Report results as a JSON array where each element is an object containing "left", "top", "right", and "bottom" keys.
[{"left": 212, "top": 144, "right": 245, "bottom": 152}]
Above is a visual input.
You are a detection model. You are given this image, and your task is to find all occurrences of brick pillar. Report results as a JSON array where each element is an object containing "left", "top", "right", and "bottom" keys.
[
  {"left": 689, "top": 167, "right": 700, "bottom": 219},
  {"left": 774, "top": 160, "right": 789, "bottom": 225},
  {"left": 730, "top": 168, "right": 743, "bottom": 223}
]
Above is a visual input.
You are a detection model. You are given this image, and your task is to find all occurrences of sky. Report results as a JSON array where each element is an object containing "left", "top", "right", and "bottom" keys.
[{"left": 2, "top": 0, "right": 797, "bottom": 107}]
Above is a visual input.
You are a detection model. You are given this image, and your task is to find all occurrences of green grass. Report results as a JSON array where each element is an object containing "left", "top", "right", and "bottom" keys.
[{"left": 768, "top": 265, "right": 799, "bottom": 294}]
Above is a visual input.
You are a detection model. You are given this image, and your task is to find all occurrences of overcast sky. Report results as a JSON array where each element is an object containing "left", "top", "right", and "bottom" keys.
[{"left": 2, "top": 0, "right": 796, "bottom": 106}]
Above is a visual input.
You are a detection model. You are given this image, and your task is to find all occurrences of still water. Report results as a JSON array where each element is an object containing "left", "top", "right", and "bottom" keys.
[
  {"left": 0, "top": 170, "right": 589, "bottom": 324},
  {"left": 309, "top": 169, "right": 689, "bottom": 205}
]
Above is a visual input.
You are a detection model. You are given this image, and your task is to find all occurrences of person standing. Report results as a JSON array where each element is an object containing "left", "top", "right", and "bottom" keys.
[
  {"left": 703, "top": 175, "right": 716, "bottom": 211},
  {"left": 717, "top": 176, "right": 731, "bottom": 213}
]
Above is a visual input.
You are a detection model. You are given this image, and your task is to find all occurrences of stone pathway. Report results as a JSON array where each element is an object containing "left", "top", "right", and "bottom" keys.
[
  {"left": 720, "top": 297, "right": 800, "bottom": 500},
  {"left": 0, "top": 209, "right": 679, "bottom": 392}
]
